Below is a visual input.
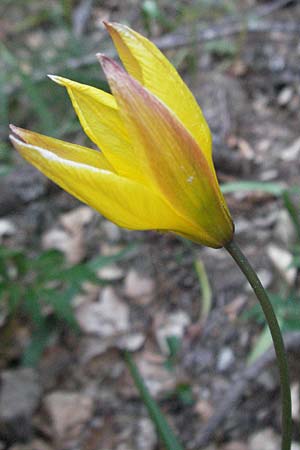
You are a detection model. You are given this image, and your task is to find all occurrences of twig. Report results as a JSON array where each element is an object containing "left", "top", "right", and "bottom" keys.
[
  {"left": 188, "top": 331, "right": 300, "bottom": 449},
  {"left": 156, "top": 20, "right": 299, "bottom": 50},
  {"left": 72, "top": 0, "right": 94, "bottom": 37},
  {"left": 4, "top": 0, "right": 298, "bottom": 96},
  {"left": 249, "top": 0, "right": 294, "bottom": 18}
]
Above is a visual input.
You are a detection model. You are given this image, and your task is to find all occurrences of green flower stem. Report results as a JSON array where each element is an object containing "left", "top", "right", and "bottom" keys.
[{"left": 225, "top": 239, "right": 292, "bottom": 450}]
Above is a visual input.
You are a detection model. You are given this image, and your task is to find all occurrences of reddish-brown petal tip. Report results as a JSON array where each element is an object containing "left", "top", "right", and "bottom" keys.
[
  {"left": 9, "top": 124, "right": 17, "bottom": 132},
  {"left": 96, "top": 53, "right": 123, "bottom": 76},
  {"left": 9, "top": 125, "right": 26, "bottom": 143},
  {"left": 9, "top": 124, "right": 21, "bottom": 138},
  {"left": 103, "top": 21, "right": 120, "bottom": 30}
]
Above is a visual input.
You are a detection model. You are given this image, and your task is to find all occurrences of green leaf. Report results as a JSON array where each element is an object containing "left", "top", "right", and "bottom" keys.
[
  {"left": 124, "top": 351, "right": 184, "bottom": 450},
  {"left": 34, "top": 249, "right": 65, "bottom": 270},
  {"left": 0, "top": 246, "right": 24, "bottom": 259},
  {"left": 0, "top": 165, "right": 12, "bottom": 177},
  {"left": 22, "top": 322, "right": 53, "bottom": 367},
  {"left": 175, "top": 383, "right": 194, "bottom": 406},
  {"left": 205, "top": 39, "right": 237, "bottom": 57},
  {"left": 7, "top": 284, "right": 23, "bottom": 314},
  {"left": 43, "top": 287, "right": 79, "bottom": 330},
  {"left": 292, "top": 254, "right": 300, "bottom": 268},
  {"left": 1, "top": 43, "right": 57, "bottom": 134},
  {"left": 142, "top": 0, "right": 160, "bottom": 20},
  {"left": 23, "top": 288, "right": 44, "bottom": 326},
  {"left": 165, "top": 336, "right": 182, "bottom": 371}
]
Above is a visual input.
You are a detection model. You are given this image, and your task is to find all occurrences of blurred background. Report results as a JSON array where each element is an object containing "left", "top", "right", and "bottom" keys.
[{"left": 0, "top": 1, "right": 300, "bottom": 449}]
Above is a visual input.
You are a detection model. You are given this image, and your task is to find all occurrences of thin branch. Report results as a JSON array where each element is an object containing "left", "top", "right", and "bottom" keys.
[
  {"left": 156, "top": 20, "right": 299, "bottom": 51},
  {"left": 4, "top": 0, "right": 298, "bottom": 96}
]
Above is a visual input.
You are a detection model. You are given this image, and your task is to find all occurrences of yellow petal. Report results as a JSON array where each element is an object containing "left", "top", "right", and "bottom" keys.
[
  {"left": 10, "top": 125, "right": 113, "bottom": 171},
  {"left": 48, "top": 75, "right": 145, "bottom": 183},
  {"left": 105, "top": 21, "right": 213, "bottom": 167},
  {"left": 9, "top": 131, "right": 203, "bottom": 234},
  {"left": 100, "top": 56, "right": 233, "bottom": 247}
]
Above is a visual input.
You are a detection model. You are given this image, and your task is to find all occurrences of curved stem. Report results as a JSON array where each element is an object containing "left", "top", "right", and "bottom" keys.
[{"left": 225, "top": 239, "right": 292, "bottom": 450}]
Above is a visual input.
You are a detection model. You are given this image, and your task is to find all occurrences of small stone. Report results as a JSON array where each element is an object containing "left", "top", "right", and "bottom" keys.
[
  {"left": 134, "top": 418, "right": 157, "bottom": 450},
  {"left": 278, "top": 86, "right": 293, "bottom": 106},
  {"left": 273, "top": 209, "right": 297, "bottom": 247},
  {"left": 194, "top": 399, "right": 214, "bottom": 421},
  {"left": 102, "top": 220, "right": 122, "bottom": 242},
  {"left": 42, "top": 206, "right": 94, "bottom": 264},
  {"left": 267, "top": 244, "right": 296, "bottom": 285},
  {"left": 137, "top": 354, "right": 176, "bottom": 397},
  {"left": 0, "top": 219, "right": 16, "bottom": 239},
  {"left": 44, "top": 391, "right": 93, "bottom": 440},
  {"left": 280, "top": 137, "right": 300, "bottom": 161},
  {"left": 217, "top": 347, "right": 235, "bottom": 372},
  {"left": 260, "top": 169, "right": 278, "bottom": 181},
  {"left": 257, "top": 370, "right": 278, "bottom": 391},
  {"left": 249, "top": 428, "right": 280, "bottom": 450},
  {"left": 257, "top": 269, "right": 273, "bottom": 288},
  {"left": 59, "top": 205, "right": 94, "bottom": 231},
  {"left": 76, "top": 287, "right": 129, "bottom": 337},
  {"left": 124, "top": 269, "right": 155, "bottom": 303},
  {"left": 0, "top": 368, "right": 41, "bottom": 441},
  {"left": 155, "top": 311, "right": 190, "bottom": 354},
  {"left": 42, "top": 228, "right": 84, "bottom": 264},
  {"left": 97, "top": 264, "right": 124, "bottom": 281},
  {"left": 116, "top": 333, "right": 146, "bottom": 351},
  {"left": 291, "top": 383, "right": 300, "bottom": 421}
]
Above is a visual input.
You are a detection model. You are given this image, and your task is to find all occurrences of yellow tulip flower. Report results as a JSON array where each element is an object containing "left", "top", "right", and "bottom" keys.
[{"left": 9, "top": 22, "right": 233, "bottom": 248}]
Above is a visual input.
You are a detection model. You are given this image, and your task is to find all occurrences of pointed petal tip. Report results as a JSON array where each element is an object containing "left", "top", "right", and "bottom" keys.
[
  {"left": 102, "top": 19, "right": 110, "bottom": 29},
  {"left": 47, "top": 74, "right": 64, "bottom": 85},
  {"left": 8, "top": 125, "right": 27, "bottom": 143},
  {"left": 96, "top": 53, "right": 122, "bottom": 75},
  {"left": 95, "top": 52, "right": 105, "bottom": 61},
  {"left": 9, "top": 123, "right": 17, "bottom": 133},
  {"left": 103, "top": 20, "right": 122, "bottom": 31}
]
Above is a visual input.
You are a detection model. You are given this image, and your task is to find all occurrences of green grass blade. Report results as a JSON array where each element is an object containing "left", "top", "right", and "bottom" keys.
[
  {"left": 247, "top": 324, "right": 272, "bottom": 365},
  {"left": 194, "top": 258, "right": 212, "bottom": 323},
  {"left": 282, "top": 190, "right": 300, "bottom": 243},
  {"left": 124, "top": 351, "right": 184, "bottom": 450},
  {"left": 221, "top": 181, "right": 286, "bottom": 196},
  {"left": 87, "top": 243, "right": 137, "bottom": 271},
  {"left": 221, "top": 180, "right": 300, "bottom": 196}
]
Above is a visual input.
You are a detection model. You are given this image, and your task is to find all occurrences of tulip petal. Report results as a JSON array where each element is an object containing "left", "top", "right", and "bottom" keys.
[
  {"left": 100, "top": 56, "right": 233, "bottom": 247},
  {"left": 48, "top": 76, "right": 145, "bottom": 183},
  {"left": 10, "top": 125, "right": 113, "bottom": 171},
  {"left": 10, "top": 133, "right": 203, "bottom": 234},
  {"left": 105, "top": 21, "right": 213, "bottom": 167}
]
